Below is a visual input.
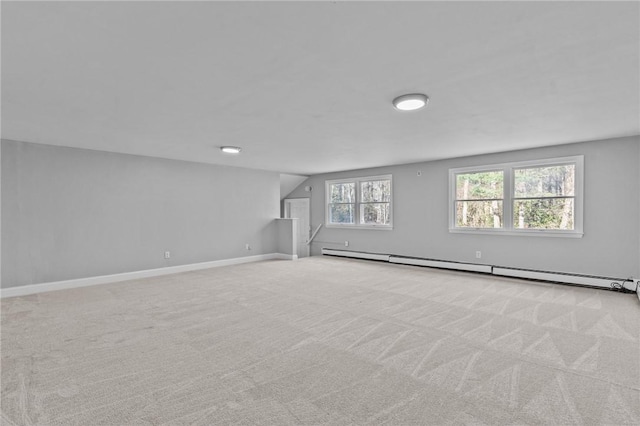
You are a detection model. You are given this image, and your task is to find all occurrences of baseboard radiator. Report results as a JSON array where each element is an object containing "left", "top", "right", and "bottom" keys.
[
  {"left": 322, "top": 248, "right": 640, "bottom": 297},
  {"left": 492, "top": 267, "right": 634, "bottom": 290},
  {"left": 321, "top": 249, "right": 390, "bottom": 262},
  {"left": 389, "top": 256, "right": 492, "bottom": 274}
]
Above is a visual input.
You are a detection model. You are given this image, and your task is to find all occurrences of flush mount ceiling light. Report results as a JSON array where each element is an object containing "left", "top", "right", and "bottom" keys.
[
  {"left": 393, "top": 93, "right": 429, "bottom": 111},
  {"left": 220, "top": 146, "right": 242, "bottom": 154}
]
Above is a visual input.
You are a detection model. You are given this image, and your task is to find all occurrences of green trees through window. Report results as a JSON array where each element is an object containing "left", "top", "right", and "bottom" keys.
[
  {"left": 455, "top": 171, "right": 503, "bottom": 228},
  {"left": 514, "top": 165, "right": 575, "bottom": 229},
  {"left": 451, "top": 156, "right": 583, "bottom": 235}
]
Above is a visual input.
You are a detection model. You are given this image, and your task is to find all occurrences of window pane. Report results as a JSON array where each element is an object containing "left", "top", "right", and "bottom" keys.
[
  {"left": 360, "top": 180, "right": 391, "bottom": 202},
  {"left": 330, "top": 182, "right": 355, "bottom": 203},
  {"left": 514, "top": 198, "right": 574, "bottom": 229},
  {"left": 456, "top": 200, "right": 503, "bottom": 228},
  {"left": 456, "top": 171, "right": 503, "bottom": 200},
  {"left": 360, "top": 203, "right": 390, "bottom": 225},
  {"left": 329, "top": 204, "right": 355, "bottom": 224},
  {"left": 514, "top": 165, "right": 575, "bottom": 198}
]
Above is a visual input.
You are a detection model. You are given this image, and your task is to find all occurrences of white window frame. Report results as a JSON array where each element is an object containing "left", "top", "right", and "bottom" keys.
[
  {"left": 449, "top": 156, "right": 584, "bottom": 237},
  {"left": 325, "top": 174, "right": 393, "bottom": 230}
]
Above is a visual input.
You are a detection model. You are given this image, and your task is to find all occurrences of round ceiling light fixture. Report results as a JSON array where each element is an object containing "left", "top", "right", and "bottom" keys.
[
  {"left": 220, "top": 146, "right": 242, "bottom": 154},
  {"left": 392, "top": 93, "right": 429, "bottom": 111}
]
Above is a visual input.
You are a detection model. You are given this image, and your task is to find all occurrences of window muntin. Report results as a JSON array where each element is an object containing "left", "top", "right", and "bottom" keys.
[
  {"left": 326, "top": 175, "right": 392, "bottom": 228},
  {"left": 449, "top": 156, "right": 583, "bottom": 237}
]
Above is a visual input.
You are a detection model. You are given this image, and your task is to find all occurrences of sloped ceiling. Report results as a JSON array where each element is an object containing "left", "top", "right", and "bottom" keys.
[{"left": 280, "top": 174, "right": 308, "bottom": 200}]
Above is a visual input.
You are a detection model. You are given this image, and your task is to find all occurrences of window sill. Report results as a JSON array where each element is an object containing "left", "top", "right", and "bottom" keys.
[
  {"left": 449, "top": 228, "right": 583, "bottom": 238},
  {"left": 326, "top": 224, "right": 393, "bottom": 231}
]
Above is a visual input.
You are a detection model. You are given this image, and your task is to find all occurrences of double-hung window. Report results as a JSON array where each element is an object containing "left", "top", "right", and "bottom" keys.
[
  {"left": 326, "top": 175, "right": 392, "bottom": 229},
  {"left": 449, "top": 156, "right": 583, "bottom": 237}
]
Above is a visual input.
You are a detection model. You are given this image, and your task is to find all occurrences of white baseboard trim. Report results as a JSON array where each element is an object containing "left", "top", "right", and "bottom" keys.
[
  {"left": 274, "top": 253, "right": 298, "bottom": 261},
  {"left": 1, "top": 253, "right": 295, "bottom": 299}
]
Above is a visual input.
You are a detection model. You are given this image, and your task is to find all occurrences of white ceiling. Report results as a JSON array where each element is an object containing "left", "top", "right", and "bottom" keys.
[{"left": 2, "top": 1, "right": 639, "bottom": 175}]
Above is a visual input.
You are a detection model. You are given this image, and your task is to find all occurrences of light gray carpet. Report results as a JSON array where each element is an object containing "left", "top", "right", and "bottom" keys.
[{"left": 1, "top": 256, "right": 639, "bottom": 425}]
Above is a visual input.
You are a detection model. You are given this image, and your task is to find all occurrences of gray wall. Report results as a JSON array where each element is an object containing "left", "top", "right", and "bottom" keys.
[
  {"left": 287, "top": 136, "right": 640, "bottom": 279},
  {"left": 1, "top": 140, "right": 280, "bottom": 288},
  {"left": 275, "top": 218, "right": 297, "bottom": 257}
]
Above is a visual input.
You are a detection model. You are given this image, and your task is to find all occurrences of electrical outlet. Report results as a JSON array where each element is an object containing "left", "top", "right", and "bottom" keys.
[
  {"left": 417, "top": 171, "right": 422, "bottom": 176},
  {"left": 164, "top": 251, "right": 171, "bottom": 259},
  {"left": 475, "top": 251, "right": 482, "bottom": 259},
  {"left": 345, "top": 241, "right": 349, "bottom": 247},
  {"left": 245, "top": 244, "right": 251, "bottom": 250}
]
